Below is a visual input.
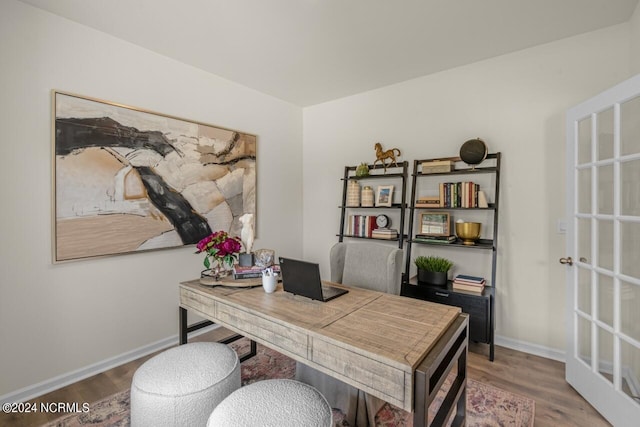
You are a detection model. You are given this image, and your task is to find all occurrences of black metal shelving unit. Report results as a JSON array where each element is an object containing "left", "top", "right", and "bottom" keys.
[
  {"left": 337, "top": 161, "right": 408, "bottom": 248},
  {"left": 401, "top": 153, "right": 501, "bottom": 361}
]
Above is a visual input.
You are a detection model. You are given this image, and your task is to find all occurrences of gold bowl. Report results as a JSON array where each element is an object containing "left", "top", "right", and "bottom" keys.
[{"left": 456, "top": 222, "right": 481, "bottom": 245}]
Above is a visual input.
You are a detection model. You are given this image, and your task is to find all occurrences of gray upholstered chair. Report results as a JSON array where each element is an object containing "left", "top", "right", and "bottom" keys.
[
  {"left": 328, "top": 241, "right": 403, "bottom": 294},
  {"left": 296, "top": 241, "right": 404, "bottom": 426}
]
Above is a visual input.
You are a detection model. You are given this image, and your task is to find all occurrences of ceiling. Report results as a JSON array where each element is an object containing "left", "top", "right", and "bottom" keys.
[{"left": 20, "top": 0, "right": 639, "bottom": 106}]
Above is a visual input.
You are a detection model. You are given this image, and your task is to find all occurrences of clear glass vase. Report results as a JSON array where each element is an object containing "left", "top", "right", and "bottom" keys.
[{"left": 201, "top": 259, "right": 232, "bottom": 280}]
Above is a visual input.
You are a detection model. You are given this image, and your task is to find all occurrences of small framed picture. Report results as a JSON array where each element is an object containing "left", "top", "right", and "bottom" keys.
[
  {"left": 375, "top": 185, "right": 394, "bottom": 207},
  {"left": 420, "top": 212, "right": 450, "bottom": 236}
]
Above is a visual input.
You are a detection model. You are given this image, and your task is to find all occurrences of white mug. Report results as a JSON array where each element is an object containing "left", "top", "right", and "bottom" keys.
[{"left": 262, "top": 273, "right": 277, "bottom": 293}]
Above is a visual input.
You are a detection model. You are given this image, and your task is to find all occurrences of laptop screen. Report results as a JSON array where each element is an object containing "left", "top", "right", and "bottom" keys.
[
  {"left": 279, "top": 257, "right": 348, "bottom": 302},
  {"left": 279, "top": 257, "right": 324, "bottom": 301}
]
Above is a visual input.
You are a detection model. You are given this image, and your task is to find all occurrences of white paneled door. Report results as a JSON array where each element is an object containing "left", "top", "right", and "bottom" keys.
[{"left": 565, "top": 74, "right": 640, "bottom": 426}]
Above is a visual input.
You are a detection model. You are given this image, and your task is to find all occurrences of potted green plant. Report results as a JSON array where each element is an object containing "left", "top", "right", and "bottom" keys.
[{"left": 414, "top": 255, "right": 453, "bottom": 286}]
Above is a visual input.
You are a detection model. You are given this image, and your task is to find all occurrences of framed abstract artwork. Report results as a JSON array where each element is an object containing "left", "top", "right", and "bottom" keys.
[{"left": 52, "top": 91, "right": 257, "bottom": 262}]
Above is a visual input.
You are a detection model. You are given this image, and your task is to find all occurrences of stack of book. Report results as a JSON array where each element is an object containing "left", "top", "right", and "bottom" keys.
[
  {"left": 414, "top": 196, "right": 441, "bottom": 208},
  {"left": 413, "top": 234, "right": 456, "bottom": 244},
  {"left": 452, "top": 274, "right": 486, "bottom": 293},
  {"left": 371, "top": 228, "right": 398, "bottom": 240},
  {"left": 233, "top": 264, "right": 280, "bottom": 279}
]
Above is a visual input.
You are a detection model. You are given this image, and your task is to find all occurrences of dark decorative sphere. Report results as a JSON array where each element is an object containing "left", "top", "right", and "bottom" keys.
[{"left": 460, "top": 138, "right": 488, "bottom": 166}]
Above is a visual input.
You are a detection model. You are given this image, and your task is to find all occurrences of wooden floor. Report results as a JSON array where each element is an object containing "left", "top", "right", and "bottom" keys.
[{"left": 1, "top": 328, "right": 611, "bottom": 427}]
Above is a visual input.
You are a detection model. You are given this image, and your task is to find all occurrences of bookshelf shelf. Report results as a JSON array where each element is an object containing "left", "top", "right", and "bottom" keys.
[
  {"left": 410, "top": 238, "right": 494, "bottom": 250},
  {"left": 339, "top": 204, "right": 406, "bottom": 209},
  {"left": 409, "top": 205, "right": 496, "bottom": 211}
]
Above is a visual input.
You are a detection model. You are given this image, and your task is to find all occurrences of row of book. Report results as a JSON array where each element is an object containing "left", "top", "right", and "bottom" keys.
[
  {"left": 346, "top": 215, "right": 378, "bottom": 238},
  {"left": 233, "top": 264, "right": 281, "bottom": 279},
  {"left": 345, "top": 215, "right": 400, "bottom": 240},
  {"left": 420, "top": 182, "right": 488, "bottom": 208},
  {"left": 452, "top": 274, "right": 486, "bottom": 293}
]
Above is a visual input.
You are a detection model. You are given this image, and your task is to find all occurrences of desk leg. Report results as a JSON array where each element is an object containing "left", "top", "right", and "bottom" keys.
[
  {"left": 220, "top": 333, "right": 257, "bottom": 362},
  {"left": 179, "top": 307, "right": 188, "bottom": 345},
  {"left": 413, "top": 314, "right": 469, "bottom": 427},
  {"left": 179, "top": 307, "right": 257, "bottom": 360},
  {"left": 179, "top": 307, "right": 214, "bottom": 344}
]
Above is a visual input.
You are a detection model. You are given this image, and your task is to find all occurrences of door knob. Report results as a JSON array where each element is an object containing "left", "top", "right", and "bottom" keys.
[{"left": 559, "top": 257, "right": 573, "bottom": 266}]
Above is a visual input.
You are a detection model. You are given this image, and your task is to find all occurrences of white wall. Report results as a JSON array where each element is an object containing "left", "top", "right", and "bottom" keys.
[
  {"left": 632, "top": 1, "right": 640, "bottom": 72},
  {"left": 0, "top": 0, "right": 302, "bottom": 397},
  {"left": 302, "top": 25, "right": 632, "bottom": 353}
]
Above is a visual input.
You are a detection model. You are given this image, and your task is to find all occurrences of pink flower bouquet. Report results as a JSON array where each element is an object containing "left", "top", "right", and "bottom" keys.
[{"left": 195, "top": 231, "right": 242, "bottom": 270}]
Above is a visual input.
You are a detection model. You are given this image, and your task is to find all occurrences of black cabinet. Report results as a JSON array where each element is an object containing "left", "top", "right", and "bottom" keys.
[
  {"left": 402, "top": 280, "right": 493, "bottom": 343},
  {"left": 401, "top": 153, "right": 501, "bottom": 361}
]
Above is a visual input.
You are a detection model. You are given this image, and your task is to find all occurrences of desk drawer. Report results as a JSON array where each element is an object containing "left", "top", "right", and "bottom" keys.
[
  {"left": 216, "top": 302, "right": 308, "bottom": 358},
  {"left": 311, "top": 339, "right": 405, "bottom": 407}
]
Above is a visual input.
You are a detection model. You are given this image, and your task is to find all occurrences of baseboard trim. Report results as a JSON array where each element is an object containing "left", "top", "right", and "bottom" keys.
[
  {"left": 0, "top": 324, "right": 219, "bottom": 405},
  {"left": 495, "top": 334, "right": 566, "bottom": 362}
]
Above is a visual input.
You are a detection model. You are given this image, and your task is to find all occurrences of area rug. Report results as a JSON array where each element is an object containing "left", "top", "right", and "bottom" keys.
[{"left": 43, "top": 341, "right": 534, "bottom": 427}]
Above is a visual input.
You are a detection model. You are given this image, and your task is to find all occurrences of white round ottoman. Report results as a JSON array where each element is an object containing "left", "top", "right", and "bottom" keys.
[
  {"left": 207, "top": 379, "right": 332, "bottom": 427},
  {"left": 131, "top": 342, "right": 241, "bottom": 427}
]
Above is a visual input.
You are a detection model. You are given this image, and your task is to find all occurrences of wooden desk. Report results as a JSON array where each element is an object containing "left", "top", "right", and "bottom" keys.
[{"left": 179, "top": 280, "right": 468, "bottom": 427}]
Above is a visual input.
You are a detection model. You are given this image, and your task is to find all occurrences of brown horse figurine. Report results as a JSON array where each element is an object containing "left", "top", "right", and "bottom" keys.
[{"left": 373, "top": 142, "right": 401, "bottom": 172}]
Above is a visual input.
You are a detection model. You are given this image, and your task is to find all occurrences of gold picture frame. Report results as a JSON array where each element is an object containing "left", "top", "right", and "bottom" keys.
[{"left": 419, "top": 212, "right": 450, "bottom": 236}]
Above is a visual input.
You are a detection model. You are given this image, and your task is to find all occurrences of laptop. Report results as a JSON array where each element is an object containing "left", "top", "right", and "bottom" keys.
[{"left": 279, "top": 257, "right": 348, "bottom": 302}]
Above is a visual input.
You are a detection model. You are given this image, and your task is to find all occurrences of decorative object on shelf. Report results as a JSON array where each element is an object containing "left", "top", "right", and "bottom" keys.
[
  {"left": 375, "top": 214, "right": 390, "bottom": 228},
  {"left": 371, "top": 227, "right": 398, "bottom": 240},
  {"left": 455, "top": 221, "right": 482, "bottom": 245},
  {"left": 254, "top": 248, "right": 276, "bottom": 268},
  {"left": 238, "top": 213, "right": 255, "bottom": 267},
  {"left": 375, "top": 185, "right": 394, "bottom": 207},
  {"left": 346, "top": 180, "right": 360, "bottom": 207},
  {"left": 421, "top": 159, "right": 454, "bottom": 174},
  {"left": 414, "top": 255, "right": 453, "bottom": 286},
  {"left": 420, "top": 212, "right": 450, "bottom": 236},
  {"left": 459, "top": 138, "right": 488, "bottom": 169},
  {"left": 355, "top": 162, "right": 370, "bottom": 177},
  {"left": 361, "top": 186, "right": 374, "bottom": 207},
  {"left": 477, "top": 190, "right": 489, "bottom": 208},
  {"left": 373, "top": 142, "right": 401, "bottom": 173},
  {"left": 195, "top": 231, "right": 242, "bottom": 279}
]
